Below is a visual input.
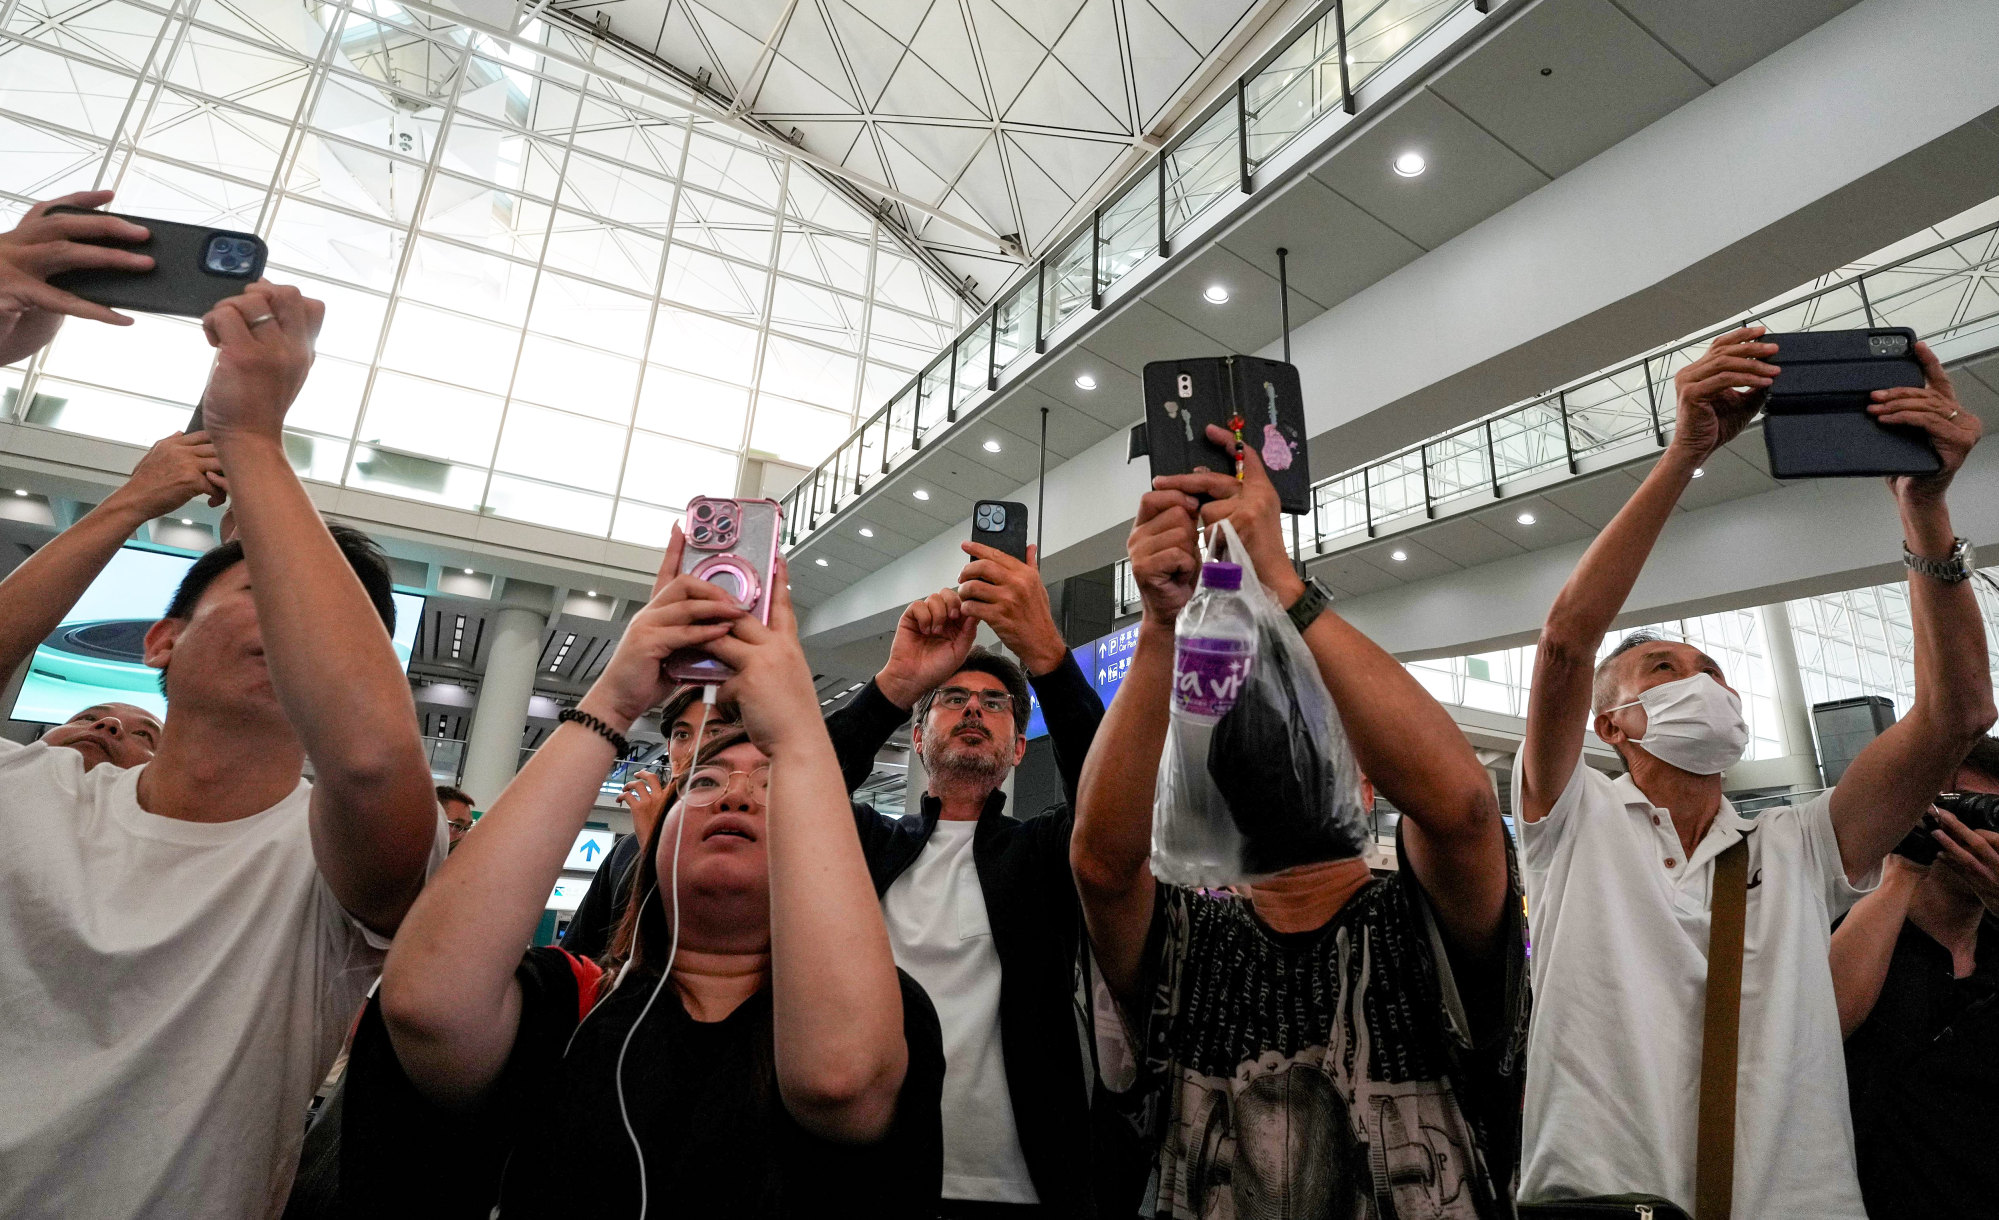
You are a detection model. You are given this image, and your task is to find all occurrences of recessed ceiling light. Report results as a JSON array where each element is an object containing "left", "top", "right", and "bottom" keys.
[
  {"left": 463, "top": 567, "right": 474, "bottom": 574},
  {"left": 12, "top": 489, "right": 25, "bottom": 497},
  {"left": 586, "top": 589, "right": 597, "bottom": 597},
  {"left": 1074, "top": 373, "right": 1097, "bottom": 390},
  {"left": 858, "top": 526, "right": 874, "bottom": 538},
  {"left": 912, "top": 488, "right": 930, "bottom": 501},
  {"left": 1391, "top": 549, "right": 1408, "bottom": 562},
  {"left": 180, "top": 518, "right": 194, "bottom": 526},
  {"left": 983, "top": 439, "right": 1002, "bottom": 453},
  {"left": 1692, "top": 467, "right": 1705, "bottom": 479},
  {"left": 814, "top": 557, "right": 828, "bottom": 567},
  {"left": 1516, "top": 511, "right": 1536, "bottom": 525},
  {"left": 1202, "top": 284, "right": 1230, "bottom": 305},
  {"left": 1392, "top": 151, "right": 1427, "bottom": 177}
]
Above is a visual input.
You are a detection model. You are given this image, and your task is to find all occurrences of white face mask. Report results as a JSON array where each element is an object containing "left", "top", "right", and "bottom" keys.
[{"left": 1605, "top": 672, "right": 1749, "bottom": 775}]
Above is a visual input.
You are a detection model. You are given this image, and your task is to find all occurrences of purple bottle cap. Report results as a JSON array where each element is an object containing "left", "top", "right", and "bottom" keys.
[{"left": 1201, "top": 561, "right": 1243, "bottom": 590}]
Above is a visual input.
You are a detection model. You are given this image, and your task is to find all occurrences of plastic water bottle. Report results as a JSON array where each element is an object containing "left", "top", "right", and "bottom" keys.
[{"left": 1160, "top": 561, "right": 1258, "bottom": 878}]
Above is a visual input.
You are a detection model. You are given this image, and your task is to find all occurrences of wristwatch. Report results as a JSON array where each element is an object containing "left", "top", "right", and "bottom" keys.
[
  {"left": 1285, "top": 576, "right": 1335, "bottom": 634},
  {"left": 1904, "top": 537, "right": 1977, "bottom": 584}
]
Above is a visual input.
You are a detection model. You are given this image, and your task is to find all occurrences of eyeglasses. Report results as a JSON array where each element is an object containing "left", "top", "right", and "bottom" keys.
[
  {"left": 683, "top": 765, "right": 771, "bottom": 807},
  {"left": 932, "top": 687, "right": 1014, "bottom": 714},
  {"left": 446, "top": 819, "right": 474, "bottom": 833}
]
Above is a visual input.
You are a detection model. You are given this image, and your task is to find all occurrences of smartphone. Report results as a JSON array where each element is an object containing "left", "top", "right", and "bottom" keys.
[
  {"left": 46, "top": 207, "right": 267, "bottom": 318},
  {"left": 1142, "top": 355, "right": 1311, "bottom": 514},
  {"left": 972, "top": 499, "right": 1029, "bottom": 562},
  {"left": 663, "top": 496, "right": 784, "bottom": 684},
  {"left": 1760, "top": 327, "right": 1939, "bottom": 479}
]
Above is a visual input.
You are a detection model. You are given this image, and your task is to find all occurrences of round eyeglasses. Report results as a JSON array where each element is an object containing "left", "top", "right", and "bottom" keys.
[{"left": 682, "top": 765, "right": 771, "bottom": 807}]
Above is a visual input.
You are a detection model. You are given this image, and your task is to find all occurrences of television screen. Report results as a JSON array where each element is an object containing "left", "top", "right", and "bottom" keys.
[{"left": 9, "top": 543, "right": 424, "bottom": 726}]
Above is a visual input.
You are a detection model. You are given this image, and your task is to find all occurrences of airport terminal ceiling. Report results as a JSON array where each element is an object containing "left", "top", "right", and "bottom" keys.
[{"left": 0, "top": 0, "right": 1021, "bottom": 546}]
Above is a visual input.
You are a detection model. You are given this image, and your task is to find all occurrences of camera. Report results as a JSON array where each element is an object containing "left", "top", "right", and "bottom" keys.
[
  {"left": 663, "top": 497, "right": 782, "bottom": 684},
  {"left": 203, "top": 235, "right": 261, "bottom": 277},
  {"left": 1890, "top": 791, "right": 1999, "bottom": 865}
]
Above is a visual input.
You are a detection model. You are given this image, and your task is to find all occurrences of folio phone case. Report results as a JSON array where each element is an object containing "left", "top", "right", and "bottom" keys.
[
  {"left": 1143, "top": 355, "right": 1311, "bottom": 514},
  {"left": 972, "top": 500, "right": 1029, "bottom": 561},
  {"left": 45, "top": 207, "right": 267, "bottom": 317},
  {"left": 1760, "top": 327, "right": 1939, "bottom": 479},
  {"left": 663, "top": 496, "right": 783, "bottom": 685}
]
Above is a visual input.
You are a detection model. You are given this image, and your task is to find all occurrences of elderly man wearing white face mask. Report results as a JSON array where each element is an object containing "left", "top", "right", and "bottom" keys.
[{"left": 1512, "top": 325, "right": 1995, "bottom": 1220}]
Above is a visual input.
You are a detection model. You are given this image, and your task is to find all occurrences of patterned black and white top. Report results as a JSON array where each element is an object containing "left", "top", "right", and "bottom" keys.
[{"left": 1115, "top": 836, "right": 1528, "bottom": 1220}]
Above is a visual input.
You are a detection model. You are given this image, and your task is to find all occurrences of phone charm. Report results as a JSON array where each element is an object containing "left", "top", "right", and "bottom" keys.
[{"left": 1227, "top": 411, "right": 1247, "bottom": 480}]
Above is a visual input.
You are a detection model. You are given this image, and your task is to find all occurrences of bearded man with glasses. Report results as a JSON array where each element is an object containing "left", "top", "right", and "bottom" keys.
[{"left": 825, "top": 539, "right": 1130, "bottom": 1220}]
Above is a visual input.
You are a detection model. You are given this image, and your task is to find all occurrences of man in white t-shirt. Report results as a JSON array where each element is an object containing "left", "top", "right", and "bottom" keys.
[
  {"left": 1514, "top": 325, "right": 1995, "bottom": 1217},
  {"left": 0, "top": 192, "right": 445, "bottom": 1220}
]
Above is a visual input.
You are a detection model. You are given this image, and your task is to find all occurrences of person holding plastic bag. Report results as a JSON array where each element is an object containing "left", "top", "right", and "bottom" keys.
[{"left": 1071, "top": 423, "right": 1527, "bottom": 1220}]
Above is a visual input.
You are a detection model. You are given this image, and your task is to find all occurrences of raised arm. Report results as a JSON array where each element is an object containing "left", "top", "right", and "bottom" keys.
[
  {"left": 1519, "top": 327, "right": 1775, "bottom": 822},
  {"left": 1827, "top": 350, "right": 1993, "bottom": 874},
  {"left": 708, "top": 563, "right": 909, "bottom": 1143},
  {"left": 1164, "top": 428, "right": 1508, "bottom": 950},
  {"left": 196, "top": 283, "right": 437, "bottom": 935},
  {"left": 1829, "top": 854, "right": 1924, "bottom": 1037},
  {"left": 381, "top": 531, "right": 744, "bottom": 1105},
  {"left": 0, "top": 433, "right": 222, "bottom": 679},
  {"left": 1071, "top": 488, "right": 1200, "bottom": 1006},
  {"left": 959, "top": 541, "right": 1104, "bottom": 803},
  {"left": 829, "top": 590, "right": 976, "bottom": 793}
]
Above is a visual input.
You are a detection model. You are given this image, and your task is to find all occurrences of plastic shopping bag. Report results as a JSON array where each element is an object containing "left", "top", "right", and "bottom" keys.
[{"left": 1150, "top": 518, "right": 1372, "bottom": 888}]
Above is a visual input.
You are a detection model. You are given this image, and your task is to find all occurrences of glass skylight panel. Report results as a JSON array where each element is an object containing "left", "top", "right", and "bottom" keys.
[{"left": 0, "top": 0, "right": 962, "bottom": 542}]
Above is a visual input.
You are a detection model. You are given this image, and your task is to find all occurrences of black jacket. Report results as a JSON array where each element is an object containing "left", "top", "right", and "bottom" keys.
[{"left": 826, "top": 653, "right": 1139, "bottom": 1217}]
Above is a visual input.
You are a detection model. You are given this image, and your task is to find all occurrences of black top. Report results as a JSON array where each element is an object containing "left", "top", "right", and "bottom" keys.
[
  {"left": 826, "top": 653, "right": 1144, "bottom": 1217},
  {"left": 340, "top": 949, "right": 946, "bottom": 1219},
  {"left": 560, "top": 831, "right": 641, "bottom": 960},
  {"left": 1844, "top": 914, "right": 1999, "bottom": 1220},
  {"left": 1120, "top": 827, "right": 1529, "bottom": 1220}
]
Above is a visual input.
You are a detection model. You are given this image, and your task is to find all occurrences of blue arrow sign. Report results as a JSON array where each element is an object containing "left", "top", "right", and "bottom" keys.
[{"left": 579, "top": 839, "right": 601, "bottom": 862}]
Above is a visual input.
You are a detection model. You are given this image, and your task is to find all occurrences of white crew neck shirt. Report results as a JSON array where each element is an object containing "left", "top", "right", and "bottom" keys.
[
  {"left": 880, "top": 817, "right": 1039, "bottom": 1203},
  {"left": 1514, "top": 753, "right": 1876, "bottom": 1219},
  {"left": 0, "top": 739, "right": 444, "bottom": 1220}
]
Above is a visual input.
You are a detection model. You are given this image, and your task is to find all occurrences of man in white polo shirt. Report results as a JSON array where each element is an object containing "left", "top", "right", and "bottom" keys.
[{"left": 1513, "top": 325, "right": 1994, "bottom": 1218}]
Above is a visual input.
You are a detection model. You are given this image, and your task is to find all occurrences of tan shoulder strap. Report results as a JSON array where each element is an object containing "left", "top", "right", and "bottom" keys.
[{"left": 1694, "top": 834, "right": 1750, "bottom": 1219}]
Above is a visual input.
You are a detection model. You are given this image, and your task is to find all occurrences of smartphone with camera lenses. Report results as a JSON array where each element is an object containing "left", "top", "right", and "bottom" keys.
[
  {"left": 971, "top": 500, "right": 1029, "bottom": 562},
  {"left": 1760, "top": 326, "right": 1940, "bottom": 479},
  {"left": 664, "top": 496, "right": 784, "bottom": 684},
  {"left": 45, "top": 207, "right": 267, "bottom": 318}
]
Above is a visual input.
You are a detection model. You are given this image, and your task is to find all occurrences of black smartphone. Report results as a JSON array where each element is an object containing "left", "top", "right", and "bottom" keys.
[
  {"left": 972, "top": 499, "right": 1029, "bottom": 562},
  {"left": 1142, "top": 355, "right": 1311, "bottom": 513},
  {"left": 46, "top": 207, "right": 267, "bottom": 318},
  {"left": 1760, "top": 327, "right": 1939, "bottom": 479}
]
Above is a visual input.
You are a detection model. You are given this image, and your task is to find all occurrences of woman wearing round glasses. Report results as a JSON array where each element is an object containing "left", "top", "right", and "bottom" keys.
[{"left": 341, "top": 529, "right": 945, "bottom": 1218}]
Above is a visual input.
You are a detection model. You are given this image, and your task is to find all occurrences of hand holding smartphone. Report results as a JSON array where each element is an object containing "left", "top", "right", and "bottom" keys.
[
  {"left": 662, "top": 496, "right": 784, "bottom": 684},
  {"left": 45, "top": 206, "right": 266, "bottom": 319}
]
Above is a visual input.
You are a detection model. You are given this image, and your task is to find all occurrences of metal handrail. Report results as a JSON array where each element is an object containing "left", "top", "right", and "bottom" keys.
[
  {"left": 1103, "top": 216, "right": 1999, "bottom": 613},
  {"left": 1287, "top": 216, "right": 1999, "bottom": 558},
  {"left": 776, "top": 0, "right": 1489, "bottom": 551}
]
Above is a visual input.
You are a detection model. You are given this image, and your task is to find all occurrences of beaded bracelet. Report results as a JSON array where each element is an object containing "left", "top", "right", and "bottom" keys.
[{"left": 557, "top": 707, "right": 630, "bottom": 757}]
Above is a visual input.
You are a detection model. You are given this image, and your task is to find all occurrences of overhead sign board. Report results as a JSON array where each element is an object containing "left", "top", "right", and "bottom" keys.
[{"left": 564, "top": 829, "right": 617, "bottom": 873}]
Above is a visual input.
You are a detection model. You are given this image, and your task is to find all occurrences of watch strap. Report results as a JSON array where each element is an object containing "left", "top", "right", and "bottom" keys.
[
  {"left": 1286, "top": 576, "right": 1333, "bottom": 634},
  {"left": 1904, "top": 537, "right": 1973, "bottom": 584}
]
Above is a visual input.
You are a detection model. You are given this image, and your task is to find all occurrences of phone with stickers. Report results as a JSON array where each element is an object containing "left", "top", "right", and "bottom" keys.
[
  {"left": 663, "top": 496, "right": 784, "bottom": 684},
  {"left": 1142, "top": 355, "right": 1311, "bottom": 513}
]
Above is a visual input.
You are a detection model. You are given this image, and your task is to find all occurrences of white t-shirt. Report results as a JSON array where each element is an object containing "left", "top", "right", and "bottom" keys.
[
  {"left": 1514, "top": 754, "right": 1877, "bottom": 1219},
  {"left": 0, "top": 739, "right": 445, "bottom": 1220},
  {"left": 880, "top": 817, "right": 1039, "bottom": 1203}
]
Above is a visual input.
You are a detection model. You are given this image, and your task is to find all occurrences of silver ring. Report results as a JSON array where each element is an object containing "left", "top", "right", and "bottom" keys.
[
  {"left": 1948, "top": 409, "right": 1960, "bottom": 419},
  {"left": 245, "top": 313, "right": 275, "bottom": 328}
]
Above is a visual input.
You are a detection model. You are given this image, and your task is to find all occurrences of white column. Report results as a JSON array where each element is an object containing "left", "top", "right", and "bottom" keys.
[
  {"left": 1759, "top": 600, "right": 1821, "bottom": 778},
  {"left": 460, "top": 579, "right": 554, "bottom": 808}
]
